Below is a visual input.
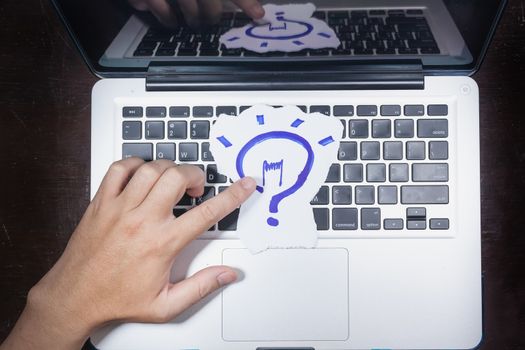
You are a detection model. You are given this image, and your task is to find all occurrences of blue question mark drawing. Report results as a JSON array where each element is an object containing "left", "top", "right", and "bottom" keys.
[{"left": 216, "top": 114, "right": 335, "bottom": 228}]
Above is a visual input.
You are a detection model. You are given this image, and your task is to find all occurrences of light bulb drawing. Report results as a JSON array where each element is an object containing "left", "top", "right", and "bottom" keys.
[
  {"left": 220, "top": 3, "right": 340, "bottom": 53},
  {"left": 210, "top": 105, "right": 342, "bottom": 253}
]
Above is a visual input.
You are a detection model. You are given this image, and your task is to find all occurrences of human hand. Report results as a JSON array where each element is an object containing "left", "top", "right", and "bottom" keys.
[
  {"left": 0, "top": 159, "right": 256, "bottom": 350},
  {"left": 128, "top": 0, "right": 264, "bottom": 28}
]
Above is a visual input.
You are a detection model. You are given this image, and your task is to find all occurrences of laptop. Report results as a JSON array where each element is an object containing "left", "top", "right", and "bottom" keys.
[{"left": 51, "top": 0, "right": 507, "bottom": 349}]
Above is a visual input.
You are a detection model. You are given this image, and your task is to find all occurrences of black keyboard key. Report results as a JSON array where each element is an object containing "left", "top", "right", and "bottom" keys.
[
  {"left": 313, "top": 208, "right": 329, "bottom": 230},
  {"left": 332, "top": 208, "right": 358, "bottom": 230},
  {"left": 429, "top": 141, "right": 448, "bottom": 160},
  {"left": 406, "top": 141, "right": 425, "bottom": 160},
  {"left": 122, "top": 121, "right": 141, "bottom": 140},
  {"left": 311, "top": 186, "right": 329, "bottom": 205},
  {"left": 207, "top": 164, "right": 227, "bottom": 183},
  {"left": 145, "top": 121, "right": 164, "bottom": 140},
  {"left": 394, "top": 119, "right": 414, "bottom": 138},
  {"left": 122, "top": 143, "right": 153, "bottom": 161},
  {"left": 179, "top": 143, "right": 198, "bottom": 161},
  {"left": 333, "top": 105, "right": 354, "bottom": 116},
  {"left": 123, "top": 106, "right": 143, "bottom": 118},
  {"left": 169, "top": 106, "right": 190, "bottom": 118},
  {"left": 355, "top": 186, "right": 375, "bottom": 204},
  {"left": 201, "top": 142, "right": 214, "bottom": 161},
  {"left": 407, "top": 220, "right": 426, "bottom": 230},
  {"left": 193, "top": 106, "right": 213, "bottom": 117},
  {"left": 361, "top": 208, "right": 381, "bottom": 230},
  {"left": 384, "top": 218, "right": 403, "bottom": 230},
  {"left": 239, "top": 105, "right": 251, "bottom": 113},
  {"left": 421, "top": 47, "right": 440, "bottom": 54},
  {"left": 356, "top": 105, "right": 378, "bottom": 116},
  {"left": 389, "top": 163, "right": 409, "bottom": 182},
  {"left": 190, "top": 121, "right": 210, "bottom": 139},
  {"left": 156, "top": 143, "right": 175, "bottom": 160},
  {"left": 430, "top": 218, "right": 449, "bottom": 230},
  {"left": 196, "top": 186, "right": 216, "bottom": 205},
  {"left": 146, "top": 106, "right": 167, "bottom": 118},
  {"left": 383, "top": 141, "right": 403, "bottom": 160},
  {"left": 427, "top": 104, "right": 448, "bottom": 116},
  {"left": 378, "top": 186, "right": 397, "bottom": 204},
  {"left": 418, "top": 119, "right": 448, "bottom": 138},
  {"left": 173, "top": 208, "right": 188, "bottom": 217},
  {"left": 369, "top": 9, "right": 386, "bottom": 15},
  {"left": 361, "top": 141, "right": 380, "bottom": 160},
  {"left": 155, "top": 48, "right": 175, "bottom": 56},
  {"left": 332, "top": 186, "right": 352, "bottom": 205},
  {"left": 134, "top": 48, "right": 154, "bottom": 57},
  {"left": 372, "top": 119, "right": 391, "bottom": 138},
  {"left": 200, "top": 49, "right": 220, "bottom": 57},
  {"left": 412, "top": 163, "right": 449, "bottom": 182},
  {"left": 407, "top": 207, "right": 426, "bottom": 218},
  {"left": 325, "top": 164, "right": 341, "bottom": 183},
  {"left": 401, "top": 185, "right": 449, "bottom": 204},
  {"left": 380, "top": 105, "right": 401, "bottom": 116},
  {"left": 216, "top": 106, "right": 237, "bottom": 116},
  {"left": 340, "top": 119, "right": 346, "bottom": 138},
  {"left": 344, "top": 164, "right": 363, "bottom": 182},
  {"left": 297, "top": 105, "right": 307, "bottom": 113},
  {"left": 366, "top": 164, "right": 386, "bottom": 182},
  {"left": 218, "top": 208, "right": 239, "bottom": 231},
  {"left": 177, "top": 193, "right": 193, "bottom": 206},
  {"left": 310, "top": 105, "right": 331, "bottom": 116},
  {"left": 407, "top": 9, "right": 423, "bottom": 15},
  {"left": 404, "top": 104, "right": 424, "bottom": 116},
  {"left": 168, "top": 121, "right": 187, "bottom": 139},
  {"left": 349, "top": 120, "right": 369, "bottom": 138},
  {"left": 398, "top": 47, "right": 419, "bottom": 54},
  {"left": 338, "top": 142, "right": 358, "bottom": 161}
]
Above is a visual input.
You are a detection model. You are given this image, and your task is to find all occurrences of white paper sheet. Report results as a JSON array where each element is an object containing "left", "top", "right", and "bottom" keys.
[
  {"left": 210, "top": 105, "right": 343, "bottom": 253},
  {"left": 219, "top": 3, "right": 340, "bottom": 53}
]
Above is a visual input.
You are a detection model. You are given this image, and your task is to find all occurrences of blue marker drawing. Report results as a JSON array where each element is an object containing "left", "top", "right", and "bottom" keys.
[
  {"left": 227, "top": 36, "right": 240, "bottom": 42},
  {"left": 318, "top": 136, "right": 335, "bottom": 146},
  {"left": 235, "top": 131, "right": 315, "bottom": 227},
  {"left": 260, "top": 42, "right": 268, "bottom": 47},
  {"left": 216, "top": 135, "right": 233, "bottom": 147},
  {"left": 317, "top": 32, "right": 331, "bottom": 38},
  {"left": 262, "top": 159, "right": 284, "bottom": 187},
  {"left": 292, "top": 40, "right": 304, "bottom": 46},
  {"left": 256, "top": 114, "right": 265, "bottom": 125},
  {"left": 290, "top": 118, "right": 304, "bottom": 128}
]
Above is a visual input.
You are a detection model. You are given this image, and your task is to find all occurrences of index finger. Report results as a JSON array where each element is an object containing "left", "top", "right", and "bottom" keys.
[
  {"left": 168, "top": 177, "right": 256, "bottom": 250},
  {"left": 231, "top": 0, "right": 264, "bottom": 19}
]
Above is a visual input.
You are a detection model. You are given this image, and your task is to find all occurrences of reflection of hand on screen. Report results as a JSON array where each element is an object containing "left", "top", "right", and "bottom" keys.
[{"left": 127, "top": 0, "right": 264, "bottom": 28}]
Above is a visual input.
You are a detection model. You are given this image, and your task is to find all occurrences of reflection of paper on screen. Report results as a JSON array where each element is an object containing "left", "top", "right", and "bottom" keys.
[
  {"left": 210, "top": 105, "right": 342, "bottom": 254},
  {"left": 219, "top": 3, "right": 340, "bottom": 53}
]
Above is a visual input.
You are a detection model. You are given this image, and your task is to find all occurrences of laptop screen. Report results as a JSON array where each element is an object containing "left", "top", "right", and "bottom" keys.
[{"left": 52, "top": 0, "right": 506, "bottom": 77}]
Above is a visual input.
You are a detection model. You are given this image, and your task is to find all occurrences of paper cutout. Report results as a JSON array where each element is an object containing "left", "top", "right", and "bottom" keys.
[
  {"left": 219, "top": 3, "right": 340, "bottom": 53},
  {"left": 210, "top": 105, "right": 342, "bottom": 253}
]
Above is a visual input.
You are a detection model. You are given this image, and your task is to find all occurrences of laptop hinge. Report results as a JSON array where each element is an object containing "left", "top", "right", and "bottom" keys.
[{"left": 145, "top": 60, "right": 424, "bottom": 91}]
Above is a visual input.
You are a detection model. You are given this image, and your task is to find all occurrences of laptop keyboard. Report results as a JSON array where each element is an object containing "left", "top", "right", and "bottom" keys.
[
  {"left": 121, "top": 102, "right": 451, "bottom": 234},
  {"left": 132, "top": 8, "right": 439, "bottom": 58}
]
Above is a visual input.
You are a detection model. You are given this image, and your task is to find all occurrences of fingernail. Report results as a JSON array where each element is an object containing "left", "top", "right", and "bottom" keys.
[
  {"left": 217, "top": 271, "right": 237, "bottom": 286},
  {"left": 240, "top": 176, "right": 256, "bottom": 190}
]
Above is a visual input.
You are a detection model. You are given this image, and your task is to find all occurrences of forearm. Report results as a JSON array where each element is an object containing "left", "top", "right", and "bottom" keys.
[{"left": 1, "top": 289, "right": 93, "bottom": 350}]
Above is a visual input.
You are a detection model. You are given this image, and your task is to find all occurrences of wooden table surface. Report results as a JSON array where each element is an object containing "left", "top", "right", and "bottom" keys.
[{"left": 1, "top": 0, "right": 524, "bottom": 348}]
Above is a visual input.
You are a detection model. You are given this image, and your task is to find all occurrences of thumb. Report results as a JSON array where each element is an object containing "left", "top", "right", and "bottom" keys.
[{"left": 165, "top": 266, "right": 237, "bottom": 318}]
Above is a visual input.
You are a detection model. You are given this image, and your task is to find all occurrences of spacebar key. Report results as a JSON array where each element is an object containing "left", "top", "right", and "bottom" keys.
[{"left": 401, "top": 185, "right": 449, "bottom": 204}]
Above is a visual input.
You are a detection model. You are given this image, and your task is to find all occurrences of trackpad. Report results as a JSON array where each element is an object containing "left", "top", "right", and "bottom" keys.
[{"left": 222, "top": 248, "right": 349, "bottom": 341}]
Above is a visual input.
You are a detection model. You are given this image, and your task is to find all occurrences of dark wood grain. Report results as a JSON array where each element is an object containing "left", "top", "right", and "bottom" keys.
[{"left": 0, "top": 0, "right": 524, "bottom": 348}]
